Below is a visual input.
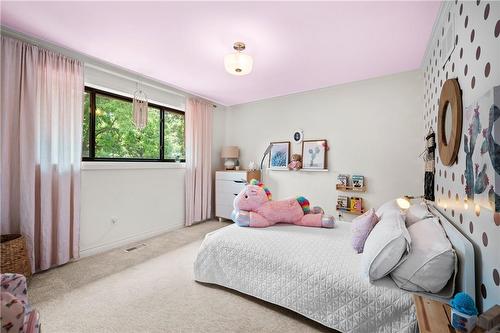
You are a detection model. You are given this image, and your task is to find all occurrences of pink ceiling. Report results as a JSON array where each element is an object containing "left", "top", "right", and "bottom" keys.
[{"left": 1, "top": 1, "right": 440, "bottom": 106}]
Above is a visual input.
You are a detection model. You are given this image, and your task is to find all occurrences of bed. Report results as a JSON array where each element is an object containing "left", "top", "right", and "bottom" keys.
[{"left": 193, "top": 205, "right": 474, "bottom": 333}]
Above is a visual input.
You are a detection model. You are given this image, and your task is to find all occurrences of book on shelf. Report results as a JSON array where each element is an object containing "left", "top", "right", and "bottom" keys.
[
  {"left": 350, "top": 197, "right": 363, "bottom": 212},
  {"left": 337, "top": 195, "right": 349, "bottom": 209},
  {"left": 337, "top": 174, "right": 349, "bottom": 186},
  {"left": 351, "top": 175, "right": 364, "bottom": 188}
]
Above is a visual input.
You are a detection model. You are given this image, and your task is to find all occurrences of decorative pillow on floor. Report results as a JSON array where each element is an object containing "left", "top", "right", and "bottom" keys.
[
  {"left": 361, "top": 211, "right": 411, "bottom": 282},
  {"left": 405, "top": 202, "right": 433, "bottom": 227},
  {"left": 390, "top": 217, "right": 456, "bottom": 294},
  {"left": 351, "top": 208, "right": 379, "bottom": 254},
  {"left": 375, "top": 199, "right": 401, "bottom": 219}
]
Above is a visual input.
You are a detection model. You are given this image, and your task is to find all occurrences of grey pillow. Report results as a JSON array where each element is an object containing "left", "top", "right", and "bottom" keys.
[
  {"left": 361, "top": 211, "right": 411, "bottom": 281},
  {"left": 405, "top": 203, "right": 433, "bottom": 227},
  {"left": 390, "top": 217, "right": 456, "bottom": 294},
  {"left": 375, "top": 199, "right": 401, "bottom": 219}
]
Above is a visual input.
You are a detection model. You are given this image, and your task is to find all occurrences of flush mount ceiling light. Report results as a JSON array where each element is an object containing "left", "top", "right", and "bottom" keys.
[{"left": 224, "top": 42, "right": 253, "bottom": 76}]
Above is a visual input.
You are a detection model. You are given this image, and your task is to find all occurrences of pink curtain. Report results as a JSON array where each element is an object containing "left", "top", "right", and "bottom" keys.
[
  {"left": 0, "top": 36, "right": 83, "bottom": 272},
  {"left": 185, "top": 98, "right": 213, "bottom": 226}
]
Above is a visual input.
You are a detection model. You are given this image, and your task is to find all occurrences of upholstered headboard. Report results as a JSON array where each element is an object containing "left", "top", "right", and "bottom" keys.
[{"left": 425, "top": 204, "right": 476, "bottom": 303}]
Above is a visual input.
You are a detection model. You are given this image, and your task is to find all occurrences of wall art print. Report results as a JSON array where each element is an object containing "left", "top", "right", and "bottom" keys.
[
  {"left": 463, "top": 86, "right": 500, "bottom": 212},
  {"left": 301, "top": 140, "right": 327, "bottom": 170},
  {"left": 269, "top": 141, "right": 290, "bottom": 170}
]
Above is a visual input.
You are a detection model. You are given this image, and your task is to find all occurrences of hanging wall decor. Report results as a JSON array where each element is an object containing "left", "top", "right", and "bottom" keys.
[
  {"left": 437, "top": 79, "right": 462, "bottom": 166},
  {"left": 424, "top": 129, "right": 436, "bottom": 201},
  {"left": 133, "top": 87, "right": 148, "bottom": 129},
  {"left": 292, "top": 129, "right": 304, "bottom": 144}
]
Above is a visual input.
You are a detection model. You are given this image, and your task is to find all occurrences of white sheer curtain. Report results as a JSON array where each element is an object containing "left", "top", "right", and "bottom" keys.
[
  {"left": 0, "top": 36, "right": 83, "bottom": 271},
  {"left": 185, "top": 98, "right": 213, "bottom": 226}
]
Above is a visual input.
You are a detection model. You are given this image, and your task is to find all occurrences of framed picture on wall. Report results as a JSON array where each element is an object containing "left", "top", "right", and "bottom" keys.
[
  {"left": 269, "top": 141, "right": 290, "bottom": 170},
  {"left": 302, "top": 140, "right": 327, "bottom": 169}
]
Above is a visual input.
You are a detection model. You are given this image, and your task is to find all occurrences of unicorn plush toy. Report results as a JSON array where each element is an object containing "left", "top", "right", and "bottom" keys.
[{"left": 231, "top": 179, "right": 335, "bottom": 228}]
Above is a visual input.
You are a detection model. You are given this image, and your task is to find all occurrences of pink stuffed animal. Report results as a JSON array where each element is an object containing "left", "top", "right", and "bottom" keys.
[{"left": 231, "top": 179, "right": 335, "bottom": 228}]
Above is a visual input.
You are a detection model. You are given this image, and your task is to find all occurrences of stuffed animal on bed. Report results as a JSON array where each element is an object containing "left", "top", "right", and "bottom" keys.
[{"left": 231, "top": 179, "right": 335, "bottom": 228}]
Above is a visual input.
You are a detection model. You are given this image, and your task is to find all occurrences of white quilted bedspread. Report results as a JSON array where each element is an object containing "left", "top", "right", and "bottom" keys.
[{"left": 194, "top": 222, "right": 417, "bottom": 333}]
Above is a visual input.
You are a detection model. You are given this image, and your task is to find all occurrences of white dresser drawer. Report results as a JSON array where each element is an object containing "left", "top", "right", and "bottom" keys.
[
  {"left": 215, "top": 204, "right": 234, "bottom": 220},
  {"left": 216, "top": 180, "right": 246, "bottom": 195},
  {"left": 216, "top": 171, "right": 247, "bottom": 182},
  {"left": 215, "top": 170, "right": 260, "bottom": 221},
  {"left": 216, "top": 192, "right": 238, "bottom": 206}
]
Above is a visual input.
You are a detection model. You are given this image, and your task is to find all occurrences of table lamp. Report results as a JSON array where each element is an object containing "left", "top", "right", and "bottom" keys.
[
  {"left": 221, "top": 146, "right": 239, "bottom": 170},
  {"left": 397, "top": 195, "right": 425, "bottom": 210}
]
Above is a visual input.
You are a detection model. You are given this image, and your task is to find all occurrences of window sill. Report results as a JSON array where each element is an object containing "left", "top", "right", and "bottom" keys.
[{"left": 81, "top": 161, "right": 186, "bottom": 170}]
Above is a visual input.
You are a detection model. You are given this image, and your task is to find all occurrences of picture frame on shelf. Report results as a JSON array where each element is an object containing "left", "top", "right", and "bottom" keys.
[
  {"left": 302, "top": 139, "right": 327, "bottom": 170},
  {"left": 269, "top": 141, "right": 290, "bottom": 170}
]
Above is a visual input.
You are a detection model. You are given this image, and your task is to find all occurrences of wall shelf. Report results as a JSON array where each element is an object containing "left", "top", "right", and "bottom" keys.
[
  {"left": 336, "top": 174, "right": 367, "bottom": 217},
  {"left": 336, "top": 184, "right": 367, "bottom": 192},
  {"left": 270, "top": 169, "right": 328, "bottom": 172},
  {"left": 336, "top": 206, "right": 365, "bottom": 215}
]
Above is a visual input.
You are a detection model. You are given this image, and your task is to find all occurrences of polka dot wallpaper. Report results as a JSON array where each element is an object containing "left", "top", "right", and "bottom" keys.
[{"left": 423, "top": 1, "right": 499, "bottom": 312}]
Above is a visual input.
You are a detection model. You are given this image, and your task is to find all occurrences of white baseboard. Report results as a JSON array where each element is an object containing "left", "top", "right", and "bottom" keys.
[{"left": 79, "top": 223, "right": 185, "bottom": 258}]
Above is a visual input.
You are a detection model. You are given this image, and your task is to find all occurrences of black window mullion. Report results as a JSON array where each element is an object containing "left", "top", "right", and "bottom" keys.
[
  {"left": 89, "top": 91, "right": 96, "bottom": 159},
  {"left": 160, "top": 109, "right": 165, "bottom": 161}
]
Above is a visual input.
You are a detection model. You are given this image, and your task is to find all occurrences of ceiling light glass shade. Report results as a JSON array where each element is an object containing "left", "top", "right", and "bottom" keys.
[{"left": 224, "top": 52, "right": 253, "bottom": 76}]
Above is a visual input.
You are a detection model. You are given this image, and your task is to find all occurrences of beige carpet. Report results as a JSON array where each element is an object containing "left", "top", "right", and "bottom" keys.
[{"left": 28, "top": 221, "right": 335, "bottom": 333}]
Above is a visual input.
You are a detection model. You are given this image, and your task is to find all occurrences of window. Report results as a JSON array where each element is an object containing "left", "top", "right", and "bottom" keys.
[{"left": 82, "top": 87, "right": 185, "bottom": 162}]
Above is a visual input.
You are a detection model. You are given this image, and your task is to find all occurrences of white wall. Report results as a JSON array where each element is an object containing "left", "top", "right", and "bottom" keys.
[
  {"left": 223, "top": 70, "right": 424, "bottom": 219},
  {"left": 80, "top": 164, "right": 185, "bottom": 256},
  {"left": 79, "top": 78, "right": 226, "bottom": 256},
  {"left": 81, "top": 56, "right": 228, "bottom": 254},
  {"left": 79, "top": 104, "right": 225, "bottom": 257},
  {"left": 79, "top": 64, "right": 190, "bottom": 257},
  {"left": 80, "top": 104, "right": 226, "bottom": 256}
]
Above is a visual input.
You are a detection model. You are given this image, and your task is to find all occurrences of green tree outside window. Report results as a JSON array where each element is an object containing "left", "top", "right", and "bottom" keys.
[{"left": 82, "top": 88, "right": 185, "bottom": 161}]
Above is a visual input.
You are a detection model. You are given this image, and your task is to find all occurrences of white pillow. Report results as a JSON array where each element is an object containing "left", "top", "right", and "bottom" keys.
[
  {"left": 375, "top": 199, "right": 401, "bottom": 219},
  {"left": 405, "top": 203, "right": 433, "bottom": 227},
  {"left": 390, "top": 217, "right": 456, "bottom": 294},
  {"left": 361, "top": 211, "right": 411, "bottom": 281}
]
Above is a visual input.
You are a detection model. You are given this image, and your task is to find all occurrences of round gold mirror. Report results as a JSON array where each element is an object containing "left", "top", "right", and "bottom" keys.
[{"left": 438, "top": 79, "right": 462, "bottom": 166}]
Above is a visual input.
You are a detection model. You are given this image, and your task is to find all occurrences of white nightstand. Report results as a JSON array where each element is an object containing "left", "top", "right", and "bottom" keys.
[{"left": 215, "top": 170, "right": 260, "bottom": 221}]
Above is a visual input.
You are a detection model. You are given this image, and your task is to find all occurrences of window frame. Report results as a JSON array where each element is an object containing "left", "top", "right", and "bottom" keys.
[{"left": 83, "top": 86, "right": 185, "bottom": 163}]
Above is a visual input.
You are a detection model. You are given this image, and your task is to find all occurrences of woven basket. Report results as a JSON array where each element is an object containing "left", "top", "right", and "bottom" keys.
[{"left": 0, "top": 234, "right": 32, "bottom": 277}]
